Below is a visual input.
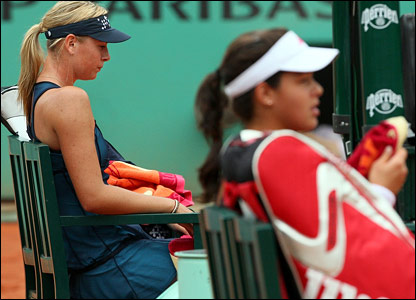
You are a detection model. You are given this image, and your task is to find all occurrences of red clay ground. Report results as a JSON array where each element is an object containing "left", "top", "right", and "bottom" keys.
[{"left": 1, "top": 222, "right": 25, "bottom": 299}]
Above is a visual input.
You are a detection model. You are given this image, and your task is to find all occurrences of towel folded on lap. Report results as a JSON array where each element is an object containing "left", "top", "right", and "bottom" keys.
[{"left": 104, "top": 160, "right": 194, "bottom": 206}]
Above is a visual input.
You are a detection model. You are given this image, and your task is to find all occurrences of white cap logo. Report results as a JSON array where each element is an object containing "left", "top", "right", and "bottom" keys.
[
  {"left": 99, "top": 15, "right": 110, "bottom": 30},
  {"left": 361, "top": 4, "right": 398, "bottom": 32}
]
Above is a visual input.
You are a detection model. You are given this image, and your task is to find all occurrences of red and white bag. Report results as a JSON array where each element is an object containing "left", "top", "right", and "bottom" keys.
[{"left": 253, "top": 130, "right": 415, "bottom": 299}]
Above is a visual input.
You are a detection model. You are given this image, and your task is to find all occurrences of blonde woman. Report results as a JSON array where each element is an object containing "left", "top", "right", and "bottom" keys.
[{"left": 18, "top": 1, "right": 192, "bottom": 298}]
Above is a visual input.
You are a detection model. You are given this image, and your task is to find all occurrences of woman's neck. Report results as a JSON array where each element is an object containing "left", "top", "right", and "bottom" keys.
[
  {"left": 38, "top": 55, "right": 74, "bottom": 86},
  {"left": 244, "top": 118, "right": 285, "bottom": 132}
]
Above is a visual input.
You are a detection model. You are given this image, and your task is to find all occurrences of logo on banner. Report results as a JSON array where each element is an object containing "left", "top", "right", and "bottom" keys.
[
  {"left": 366, "top": 89, "right": 403, "bottom": 117},
  {"left": 361, "top": 4, "right": 398, "bottom": 32}
]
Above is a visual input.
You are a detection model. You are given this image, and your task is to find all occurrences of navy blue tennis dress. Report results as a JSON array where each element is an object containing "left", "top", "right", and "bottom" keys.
[{"left": 28, "top": 82, "right": 176, "bottom": 299}]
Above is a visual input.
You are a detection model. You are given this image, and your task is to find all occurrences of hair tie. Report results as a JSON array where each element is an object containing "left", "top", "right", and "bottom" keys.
[
  {"left": 216, "top": 69, "right": 221, "bottom": 80},
  {"left": 216, "top": 69, "right": 225, "bottom": 94},
  {"left": 38, "top": 22, "right": 45, "bottom": 33}
]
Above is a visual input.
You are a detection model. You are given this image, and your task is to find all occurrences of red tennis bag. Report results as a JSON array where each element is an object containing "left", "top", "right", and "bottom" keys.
[{"left": 252, "top": 130, "right": 415, "bottom": 299}]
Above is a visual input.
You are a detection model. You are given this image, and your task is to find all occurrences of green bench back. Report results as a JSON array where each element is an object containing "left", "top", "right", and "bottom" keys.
[
  {"left": 23, "top": 137, "right": 70, "bottom": 299},
  {"left": 233, "top": 217, "right": 281, "bottom": 299},
  {"left": 8, "top": 135, "right": 201, "bottom": 299},
  {"left": 200, "top": 205, "right": 281, "bottom": 299},
  {"left": 200, "top": 206, "right": 239, "bottom": 298},
  {"left": 8, "top": 135, "right": 40, "bottom": 299}
]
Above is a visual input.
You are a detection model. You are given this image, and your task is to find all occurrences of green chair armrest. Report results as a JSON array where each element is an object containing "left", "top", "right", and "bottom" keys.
[
  {"left": 60, "top": 213, "right": 202, "bottom": 248},
  {"left": 60, "top": 212, "right": 199, "bottom": 226}
]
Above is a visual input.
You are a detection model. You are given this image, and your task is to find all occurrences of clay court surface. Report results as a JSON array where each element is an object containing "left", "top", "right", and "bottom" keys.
[{"left": 1, "top": 222, "right": 25, "bottom": 299}]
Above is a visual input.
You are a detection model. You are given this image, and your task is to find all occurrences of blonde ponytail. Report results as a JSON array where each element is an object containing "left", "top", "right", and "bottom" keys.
[{"left": 18, "top": 23, "right": 45, "bottom": 123}]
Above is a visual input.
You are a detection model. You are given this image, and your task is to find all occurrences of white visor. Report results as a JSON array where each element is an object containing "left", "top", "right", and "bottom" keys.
[{"left": 224, "top": 31, "right": 340, "bottom": 99}]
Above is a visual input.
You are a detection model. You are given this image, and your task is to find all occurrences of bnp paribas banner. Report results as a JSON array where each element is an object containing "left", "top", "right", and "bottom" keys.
[{"left": 1, "top": 1, "right": 414, "bottom": 198}]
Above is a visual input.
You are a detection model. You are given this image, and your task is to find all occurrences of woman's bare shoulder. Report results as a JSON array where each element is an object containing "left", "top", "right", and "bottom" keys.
[
  {"left": 44, "top": 86, "right": 91, "bottom": 116},
  {"left": 53, "top": 86, "right": 89, "bottom": 105},
  {"left": 34, "top": 86, "right": 94, "bottom": 149},
  {"left": 41, "top": 86, "right": 94, "bottom": 132}
]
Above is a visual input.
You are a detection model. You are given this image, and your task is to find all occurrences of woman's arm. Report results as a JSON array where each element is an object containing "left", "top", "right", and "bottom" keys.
[{"left": 49, "top": 86, "right": 186, "bottom": 215}]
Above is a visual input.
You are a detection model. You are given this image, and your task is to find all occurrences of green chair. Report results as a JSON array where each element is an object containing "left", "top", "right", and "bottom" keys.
[
  {"left": 200, "top": 206, "right": 281, "bottom": 299},
  {"left": 9, "top": 135, "right": 201, "bottom": 299},
  {"left": 8, "top": 136, "right": 40, "bottom": 299},
  {"left": 199, "top": 205, "right": 239, "bottom": 299},
  {"left": 233, "top": 216, "right": 281, "bottom": 299}
]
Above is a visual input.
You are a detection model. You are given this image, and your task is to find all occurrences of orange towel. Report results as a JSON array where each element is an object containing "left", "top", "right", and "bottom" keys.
[{"left": 104, "top": 160, "right": 193, "bottom": 206}]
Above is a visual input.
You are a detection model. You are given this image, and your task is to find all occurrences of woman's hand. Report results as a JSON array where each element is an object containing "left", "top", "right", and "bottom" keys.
[
  {"left": 368, "top": 146, "right": 408, "bottom": 195},
  {"left": 168, "top": 203, "right": 195, "bottom": 236},
  {"left": 168, "top": 223, "right": 192, "bottom": 236}
]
